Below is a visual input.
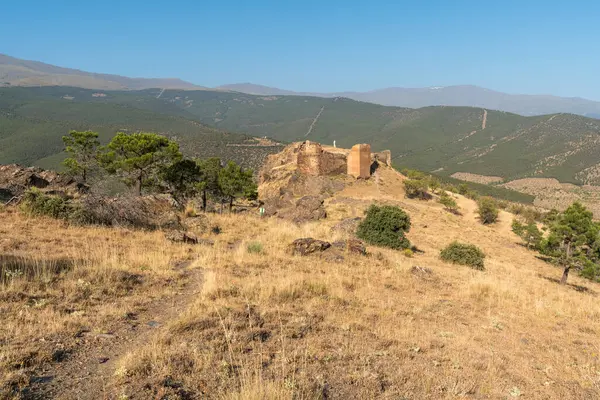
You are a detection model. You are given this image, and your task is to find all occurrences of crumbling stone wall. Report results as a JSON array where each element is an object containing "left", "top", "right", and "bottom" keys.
[
  {"left": 297, "top": 141, "right": 322, "bottom": 176},
  {"left": 347, "top": 144, "right": 371, "bottom": 178},
  {"left": 373, "top": 150, "right": 392, "bottom": 167},
  {"left": 297, "top": 141, "right": 346, "bottom": 176}
]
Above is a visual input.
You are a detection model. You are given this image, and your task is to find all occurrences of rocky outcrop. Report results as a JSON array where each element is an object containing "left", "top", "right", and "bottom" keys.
[
  {"left": 289, "top": 238, "right": 332, "bottom": 256},
  {"left": 289, "top": 237, "right": 367, "bottom": 261},
  {"left": 0, "top": 164, "right": 86, "bottom": 203}
]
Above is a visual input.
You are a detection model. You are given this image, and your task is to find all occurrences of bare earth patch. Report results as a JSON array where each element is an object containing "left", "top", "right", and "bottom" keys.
[
  {"left": 451, "top": 172, "right": 504, "bottom": 184},
  {"left": 502, "top": 177, "right": 600, "bottom": 217}
]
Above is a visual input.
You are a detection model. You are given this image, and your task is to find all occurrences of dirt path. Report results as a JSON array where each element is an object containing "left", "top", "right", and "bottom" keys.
[
  {"left": 26, "top": 262, "right": 204, "bottom": 400},
  {"left": 156, "top": 88, "right": 166, "bottom": 99},
  {"left": 482, "top": 109, "right": 487, "bottom": 130},
  {"left": 304, "top": 106, "right": 325, "bottom": 137}
]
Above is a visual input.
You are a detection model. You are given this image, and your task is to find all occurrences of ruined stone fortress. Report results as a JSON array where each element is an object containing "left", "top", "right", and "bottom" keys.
[{"left": 296, "top": 140, "right": 391, "bottom": 179}]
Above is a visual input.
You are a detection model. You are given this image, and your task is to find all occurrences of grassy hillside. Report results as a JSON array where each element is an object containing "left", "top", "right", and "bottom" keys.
[
  {"left": 3, "top": 86, "right": 600, "bottom": 184},
  {"left": 3, "top": 169, "right": 600, "bottom": 398},
  {"left": 0, "top": 87, "right": 282, "bottom": 171},
  {"left": 153, "top": 89, "right": 600, "bottom": 184}
]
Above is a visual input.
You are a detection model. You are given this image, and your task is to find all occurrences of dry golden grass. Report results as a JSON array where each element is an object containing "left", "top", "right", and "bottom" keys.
[
  {"left": 0, "top": 207, "right": 195, "bottom": 398},
  {"left": 4, "top": 167, "right": 600, "bottom": 399},
  {"left": 111, "top": 169, "right": 600, "bottom": 399}
]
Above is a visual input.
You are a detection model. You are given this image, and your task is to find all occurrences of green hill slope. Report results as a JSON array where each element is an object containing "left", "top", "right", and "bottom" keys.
[
  {"left": 156, "top": 89, "right": 600, "bottom": 184},
  {"left": 2, "top": 86, "right": 600, "bottom": 185},
  {"left": 0, "top": 87, "right": 283, "bottom": 170}
]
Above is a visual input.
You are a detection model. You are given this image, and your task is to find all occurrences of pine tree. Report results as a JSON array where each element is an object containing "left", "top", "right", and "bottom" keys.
[
  {"left": 62, "top": 130, "right": 100, "bottom": 182},
  {"left": 217, "top": 161, "right": 257, "bottom": 212},
  {"left": 100, "top": 132, "right": 181, "bottom": 195}
]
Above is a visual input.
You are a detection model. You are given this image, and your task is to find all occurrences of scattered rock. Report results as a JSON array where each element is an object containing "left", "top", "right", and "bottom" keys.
[
  {"left": 147, "top": 321, "right": 161, "bottom": 328},
  {"left": 292, "top": 196, "right": 327, "bottom": 223},
  {"left": 290, "top": 238, "right": 331, "bottom": 256},
  {"left": 98, "top": 357, "right": 109, "bottom": 364},
  {"left": 331, "top": 239, "right": 367, "bottom": 255},
  {"left": 347, "top": 239, "right": 367, "bottom": 255},
  {"left": 0, "top": 164, "right": 87, "bottom": 203},
  {"left": 330, "top": 217, "right": 361, "bottom": 236}
]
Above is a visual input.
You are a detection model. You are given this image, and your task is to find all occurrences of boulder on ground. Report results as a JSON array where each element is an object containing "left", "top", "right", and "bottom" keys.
[
  {"left": 291, "top": 196, "right": 326, "bottom": 223},
  {"left": 289, "top": 238, "right": 331, "bottom": 256}
]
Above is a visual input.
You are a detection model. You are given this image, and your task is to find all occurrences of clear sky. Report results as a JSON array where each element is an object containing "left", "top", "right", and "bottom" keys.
[{"left": 2, "top": 0, "right": 599, "bottom": 100}]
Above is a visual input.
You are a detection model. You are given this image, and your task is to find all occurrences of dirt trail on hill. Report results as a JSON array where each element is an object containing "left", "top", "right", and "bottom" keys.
[
  {"left": 482, "top": 109, "right": 487, "bottom": 130},
  {"left": 26, "top": 262, "right": 205, "bottom": 400},
  {"left": 304, "top": 106, "right": 325, "bottom": 137}
]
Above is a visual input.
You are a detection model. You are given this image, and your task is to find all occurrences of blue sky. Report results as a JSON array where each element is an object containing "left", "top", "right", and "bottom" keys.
[{"left": 2, "top": 0, "right": 599, "bottom": 100}]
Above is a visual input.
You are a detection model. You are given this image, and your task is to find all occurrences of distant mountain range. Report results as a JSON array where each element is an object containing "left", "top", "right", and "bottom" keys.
[
  {"left": 2, "top": 53, "right": 600, "bottom": 117},
  {"left": 0, "top": 54, "right": 205, "bottom": 90},
  {"left": 217, "top": 83, "right": 600, "bottom": 118}
]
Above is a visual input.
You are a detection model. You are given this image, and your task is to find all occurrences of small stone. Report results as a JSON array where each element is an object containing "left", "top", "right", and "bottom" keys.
[{"left": 98, "top": 357, "right": 109, "bottom": 364}]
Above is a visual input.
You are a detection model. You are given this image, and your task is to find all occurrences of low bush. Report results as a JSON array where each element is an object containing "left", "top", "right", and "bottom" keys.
[
  {"left": 247, "top": 242, "right": 263, "bottom": 254},
  {"left": 404, "top": 179, "right": 430, "bottom": 200},
  {"left": 21, "top": 188, "right": 76, "bottom": 220},
  {"left": 356, "top": 204, "right": 411, "bottom": 250},
  {"left": 477, "top": 197, "right": 499, "bottom": 224},
  {"left": 75, "top": 195, "right": 182, "bottom": 230},
  {"left": 438, "top": 192, "right": 459, "bottom": 214},
  {"left": 440, "top": 241, "right": 485, "bottom": 270}
]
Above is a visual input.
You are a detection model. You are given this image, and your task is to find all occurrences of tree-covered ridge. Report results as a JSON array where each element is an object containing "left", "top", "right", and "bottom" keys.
[{"left": 2, "top": 86, "right": 600, "bottom": 185}]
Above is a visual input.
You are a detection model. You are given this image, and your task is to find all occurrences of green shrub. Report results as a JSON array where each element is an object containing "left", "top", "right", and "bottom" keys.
[
  {"left": 404, "top": 179, "right": 430, "bottom": 200},
  {"left": 438, "top": 192, "right": 459, "bottom": 214},
  {"left": 512, "top": 219, "right": 542, "bottom": 250},
  {"left": 440, "top": 241, "right": 485, "bottom": 270},
  {"left": 356, "top": 204, "right": 411, "bottom": 250},
  {"left": 477, "top": 197, "right": 499, "bottom": 224},
  {"left": 247, "top": 241, "right": 263, "bottom": 254},
  {"left": 21, "top": 188, "right": 76, "bottom": 220},
  {"left": 401, "top": 169, "right": 427, "bottom": 180}
]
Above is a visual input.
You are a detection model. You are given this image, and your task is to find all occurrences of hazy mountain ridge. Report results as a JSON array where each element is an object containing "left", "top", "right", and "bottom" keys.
[
  {"left": 219, "top": 83, "right": 600, "bottom": 117},
  {"left": 0, "top": 54, "right": 205, "bottom": 90},
  {"left": 2, "top": 54, "right": 599, "bottom": 116}
]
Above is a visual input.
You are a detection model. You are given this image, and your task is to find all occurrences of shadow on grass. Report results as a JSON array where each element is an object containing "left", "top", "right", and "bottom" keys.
[
  {"left": 535, "top": 255, "right": 554, "bottom": 263},
  {"left": 539, "top": 274, "right": 597, "bottom": 295}
]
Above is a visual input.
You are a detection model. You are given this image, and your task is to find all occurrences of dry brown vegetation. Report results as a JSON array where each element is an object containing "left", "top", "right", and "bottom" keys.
[
  {"left": 3, "top": 167, "right": 600, "bottom": 399},
  {"left": 503, "top": 177, "right": 600, "bottom": 217},
  {"left": 450, "top": 172, "right": 504, "bottom": 185}
]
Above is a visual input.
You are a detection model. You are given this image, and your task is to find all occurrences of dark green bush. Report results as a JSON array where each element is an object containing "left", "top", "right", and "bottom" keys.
[
  {"left": 21, "top": 188, "right": 76, "bottom": 220},
  {"left": 440, "top": 241, "right": 486, "bottom": 270},
  {"left": 356, "top": 204, "right": 411, "bottom": 250},
  {"left": 477, "top": 197, "right": 499, "bottom": 224}
]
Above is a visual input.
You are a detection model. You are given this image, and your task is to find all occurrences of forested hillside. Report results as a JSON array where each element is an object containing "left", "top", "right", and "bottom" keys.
[{"left": 2, "top": 86, "right": 600, "bottom": 184}]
